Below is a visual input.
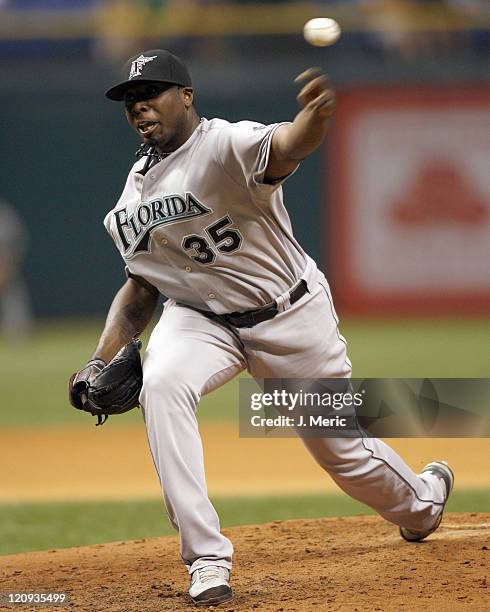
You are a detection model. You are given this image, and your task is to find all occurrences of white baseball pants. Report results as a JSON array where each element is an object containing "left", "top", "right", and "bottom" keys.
[{"left": 140, "top": 264, "right": 447, "bottom": 573}]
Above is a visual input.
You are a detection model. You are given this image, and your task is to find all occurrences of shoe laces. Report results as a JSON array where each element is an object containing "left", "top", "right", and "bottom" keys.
[{"left": 197, "top": 566, "right": 222, "bottom": 584}]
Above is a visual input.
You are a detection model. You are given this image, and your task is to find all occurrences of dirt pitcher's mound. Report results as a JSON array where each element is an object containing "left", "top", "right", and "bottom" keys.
[{"left": 1, "top": 513, "right": 488, "bottom": 611}]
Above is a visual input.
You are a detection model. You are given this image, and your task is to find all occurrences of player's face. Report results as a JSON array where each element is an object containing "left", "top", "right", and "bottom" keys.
[{"left": 123, "top": 82, "right": 192, "bottom": 153}]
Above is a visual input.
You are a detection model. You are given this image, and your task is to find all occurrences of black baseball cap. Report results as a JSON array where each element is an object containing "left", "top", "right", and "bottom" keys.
[{"left": 105, "top": 49, "right": 192, "bottom": 101}]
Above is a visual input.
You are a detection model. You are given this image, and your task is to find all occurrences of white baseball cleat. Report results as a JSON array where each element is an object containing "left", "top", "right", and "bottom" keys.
[
  {"left": 189, "top": 565, "right": 233, "bottom": 606},
  {"left": 400, "top": 460, "right": 454, "bottom": 542}
]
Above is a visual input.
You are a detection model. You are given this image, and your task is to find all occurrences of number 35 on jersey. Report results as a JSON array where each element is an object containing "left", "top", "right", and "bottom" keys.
[{"left": 182, "top": 216, "right": 243, "bottom": 265}]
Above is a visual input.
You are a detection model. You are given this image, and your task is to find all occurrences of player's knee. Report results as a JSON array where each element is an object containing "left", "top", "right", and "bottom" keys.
[{"left": 140, "top": 364, "right": 199, "bottom": 412}]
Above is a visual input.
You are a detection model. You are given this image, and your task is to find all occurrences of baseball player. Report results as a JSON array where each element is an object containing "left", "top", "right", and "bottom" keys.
[
  {"left": 0, "top": 198, "right": 31, "bottom": 341},
  {"left": 71, "top": 50, "right": 454, "bottom": 607}
]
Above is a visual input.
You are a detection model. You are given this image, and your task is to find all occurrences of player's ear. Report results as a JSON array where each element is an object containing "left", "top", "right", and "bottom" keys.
[{"left": 181, "top": 87, "right": 194, "bottom": 108}]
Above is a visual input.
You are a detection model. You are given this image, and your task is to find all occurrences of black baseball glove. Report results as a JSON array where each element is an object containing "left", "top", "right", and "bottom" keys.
[{"left": 69, "top": 338, "right": 143, "bottom": 426}]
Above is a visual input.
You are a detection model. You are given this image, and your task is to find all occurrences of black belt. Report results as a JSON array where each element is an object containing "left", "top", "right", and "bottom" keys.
[{"left": 219, "top": 279, "right": 308, "bottom": 329}]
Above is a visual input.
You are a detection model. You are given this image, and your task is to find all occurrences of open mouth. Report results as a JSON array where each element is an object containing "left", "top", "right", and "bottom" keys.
[{"left": 137, "top": 121, "right": 158, "bottom": 135}]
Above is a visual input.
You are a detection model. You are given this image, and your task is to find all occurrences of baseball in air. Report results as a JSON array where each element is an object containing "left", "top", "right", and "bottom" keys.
[{"left": 303, "top": 17, "right": 341, "bottom": 47}]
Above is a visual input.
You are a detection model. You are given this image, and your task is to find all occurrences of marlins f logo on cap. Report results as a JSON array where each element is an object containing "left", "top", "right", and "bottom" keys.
[
  {"left": 105, "top": 49, "right": 193, "bottom": 101},
  {"left": 129, "top": 54, "right": 157, "bottom": 79}
]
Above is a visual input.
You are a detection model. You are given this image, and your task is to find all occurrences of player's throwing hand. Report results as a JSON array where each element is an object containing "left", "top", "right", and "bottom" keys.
[
  {"left": 295, "top": 67, "right": 336, "bottom": 118},
  {"left": 266, "top": 67, "right": 335, "bottom": 176}
]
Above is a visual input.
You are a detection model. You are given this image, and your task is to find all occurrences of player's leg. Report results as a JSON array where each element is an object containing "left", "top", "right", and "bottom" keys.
[
  {"left": 244, "top": 268, "right": 449, "bottom": 534},
  {"left": 140, "top": 300, "right": 245, "bottom": 574}
]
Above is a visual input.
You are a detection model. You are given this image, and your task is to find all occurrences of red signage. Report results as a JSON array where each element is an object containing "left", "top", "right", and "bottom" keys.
[{"left": 328, "top": 86, "right": 490, "bottom": 315}]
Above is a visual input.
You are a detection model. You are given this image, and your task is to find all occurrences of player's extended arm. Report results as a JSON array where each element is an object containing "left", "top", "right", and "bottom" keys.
[
  {"left": 91, "top": 277, "right": 159, "bottom": 363},
  {"left": 265, "top": 68, "right": 335, "bottom": 182}
]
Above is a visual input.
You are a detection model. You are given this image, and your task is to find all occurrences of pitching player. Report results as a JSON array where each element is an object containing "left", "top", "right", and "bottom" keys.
[{"left": 72, "top": 50, "right": 454, "bottom": 606}]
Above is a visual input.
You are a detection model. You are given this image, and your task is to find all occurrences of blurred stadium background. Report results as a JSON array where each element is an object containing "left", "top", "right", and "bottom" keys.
[{"left": 0, "top": 0, "right": 489, "bottom": 555}]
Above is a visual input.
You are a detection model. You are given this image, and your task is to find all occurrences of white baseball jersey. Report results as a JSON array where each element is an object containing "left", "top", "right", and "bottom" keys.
[{"left": 104, "top": 118, "right": 307, "bottom": 313}]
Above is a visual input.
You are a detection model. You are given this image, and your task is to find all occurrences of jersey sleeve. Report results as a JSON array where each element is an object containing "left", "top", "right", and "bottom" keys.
[{"left": 216, "top": 121, "right": 298, "bottom": 198}]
